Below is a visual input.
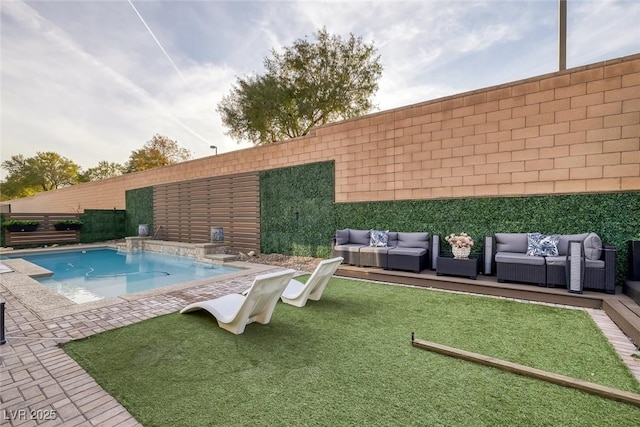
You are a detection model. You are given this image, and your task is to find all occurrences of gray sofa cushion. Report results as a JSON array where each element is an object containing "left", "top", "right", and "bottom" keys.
[
  {"left": 495, "top": 233, "right": 528, "bottom": 253},
  {"left": 583, "top": 233, "right": 603, "bottom": 260},
  {"left": 586, "top": 258, "right": 605, "bottom": 269},
  {"left": 336, "top": 229, "right": 350, "bottom": 245},
  {"left": 333, "top": 243, "right": 366, "bottom": 253},
  {"left": 545, "top": 256, "right": 566, "bottom": 266},
  {"left": 388, "top": 247, "right": 427, "bottom": 257},
  {"left": 547, "top": 256, "right": 605, "bottom": 269},
  {"left": 360, "top": 246, "right": 392, "bottom": 255},
  {"left": 557, "top": 233, "right": 589, "bottom": 255},
  {"left": 350, "top": 229, "right": 371, "bottom": 246},
  {"left": 397, "top": 232, "right": 429, "bottom": 249},
  {"left": 495, "top": 252, "right": 545, "bottom": 266}
]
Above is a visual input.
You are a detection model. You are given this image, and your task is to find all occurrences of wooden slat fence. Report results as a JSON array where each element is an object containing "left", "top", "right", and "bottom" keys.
[
  {"left": 3, "top": 213, "right": 81, "bottom": 247},
  {"left": 153, "top": 172, "right": 260, "bottom": 253}
]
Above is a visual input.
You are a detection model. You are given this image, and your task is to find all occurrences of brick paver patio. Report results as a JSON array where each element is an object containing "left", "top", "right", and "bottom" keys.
[{"left": 0, "top": 265, "right": 284, "bottom": 426}]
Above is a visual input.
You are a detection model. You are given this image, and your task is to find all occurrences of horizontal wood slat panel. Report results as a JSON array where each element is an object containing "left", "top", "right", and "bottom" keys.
[
  {"left": 153, "top": 171, "right": 260, "bottom": 252},
  {"left": 3, "top": 213, "right": 81, "bottom": 246}
]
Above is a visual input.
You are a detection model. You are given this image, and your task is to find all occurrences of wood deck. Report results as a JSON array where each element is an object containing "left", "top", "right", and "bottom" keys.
[{"left": 336, "top": 265, "right": 640, "bottom": 348}]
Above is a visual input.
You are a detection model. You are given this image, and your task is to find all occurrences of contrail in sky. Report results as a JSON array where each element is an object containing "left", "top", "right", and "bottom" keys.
[
  {"left": 127, "top": 0, "right": 187, "bottom": 84},
  {"left": 125, "top": 0, "right": 215, "bottom": 146},
  {"left": 6, "top": 0, "right": 213, "bottom": 148}
]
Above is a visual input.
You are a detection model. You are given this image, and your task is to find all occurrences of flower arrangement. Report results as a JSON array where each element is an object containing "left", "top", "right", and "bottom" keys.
[{"left": 445, "top": 232, "right": 474, "bottom": 249}]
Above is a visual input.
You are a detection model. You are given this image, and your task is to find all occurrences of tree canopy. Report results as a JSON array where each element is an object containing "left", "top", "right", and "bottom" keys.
[
  {"left": 78, "top": 161, "right": 125, "bottom": 182},
  {"left": 1, "top": 134, "right": 191, "bottom": 200},
  {"left": 124, "top": 134, "right": 192, "bottom": 173},
  {"left": 1, "top": 152, "right": 81, "bottom": 200},
  {"left": 217, "top": 27, "right": 383, "bottom": 146}
]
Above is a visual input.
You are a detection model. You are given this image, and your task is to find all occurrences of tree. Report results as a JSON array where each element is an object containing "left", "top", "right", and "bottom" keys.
[
  {"left": 217, "top": 27, "right": 383, "bottom": 146},
  {"left": 0, "top": 174, "right": 40, "bottom": 201},
  {"left": 1, "top": 152, "right": 81, "bottom": 200},
  {"left": 78, "top": 161, "right": 125, "bottom": 182},
  {"left": 124, "top": 134, "right": 192, "bottom": 173}
]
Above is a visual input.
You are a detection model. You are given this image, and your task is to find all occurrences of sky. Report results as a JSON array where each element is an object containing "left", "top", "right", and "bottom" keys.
[{"left": 1, "top": 0, "right": 639, "bottom": 175}]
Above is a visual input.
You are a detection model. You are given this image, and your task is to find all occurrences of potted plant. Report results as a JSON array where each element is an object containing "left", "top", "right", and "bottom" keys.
[
  {"left": 445, "top": 232, "right": 474, "bottom": 259},
  {"left": 629, "top": 233, "right": 640, "bottom": 281},
  {"left": 53, "top": 219, "right": 83, "bottom": 231},
  {"left": 2, "top": 220, "right": 40, "bottom": 232}
]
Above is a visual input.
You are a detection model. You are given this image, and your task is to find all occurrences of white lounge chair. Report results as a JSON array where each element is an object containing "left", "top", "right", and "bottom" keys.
[
  {"left": 180, "top": 269, "right": 296, "bottom": 335},
  {"left": 280, "top": 257, "right": 343, "bottom": 307}
]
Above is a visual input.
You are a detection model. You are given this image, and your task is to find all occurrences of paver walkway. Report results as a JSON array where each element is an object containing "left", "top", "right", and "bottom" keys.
[
  {"left": 0, "top": 267, "right": 283, "bottom": 426},
  {"left": 1, "top": 267, "right": 639, "bottom": 426}
]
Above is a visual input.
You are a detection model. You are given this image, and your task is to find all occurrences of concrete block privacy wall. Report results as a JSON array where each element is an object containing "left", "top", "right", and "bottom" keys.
[{"left": 5, "top": 53, "right": 640, "bottom": 213}]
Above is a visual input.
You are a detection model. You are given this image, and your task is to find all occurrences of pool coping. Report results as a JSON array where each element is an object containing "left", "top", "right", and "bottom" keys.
[{"left": 0, "top": 244, "right": 275, "bottom": 320}]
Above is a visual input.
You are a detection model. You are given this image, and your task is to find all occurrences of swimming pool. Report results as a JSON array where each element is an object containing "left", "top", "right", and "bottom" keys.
[{"left": 3, "top": 249, "right": 239, "bottom": 303}]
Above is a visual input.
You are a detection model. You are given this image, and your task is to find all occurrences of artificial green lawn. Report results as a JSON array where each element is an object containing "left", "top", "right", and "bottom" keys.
[{"left": 63, "top": 278, "right": 640, "bottom": 426}]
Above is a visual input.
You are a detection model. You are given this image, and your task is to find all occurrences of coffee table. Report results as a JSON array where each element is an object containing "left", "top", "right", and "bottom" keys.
[{"left": 436, "top": 255, "right": 480, "bottom": 280}]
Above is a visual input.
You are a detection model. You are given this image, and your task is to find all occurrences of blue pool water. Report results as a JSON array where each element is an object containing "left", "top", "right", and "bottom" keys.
[{"left": 3, "top": 249, "right": 239, "bottom": 303}]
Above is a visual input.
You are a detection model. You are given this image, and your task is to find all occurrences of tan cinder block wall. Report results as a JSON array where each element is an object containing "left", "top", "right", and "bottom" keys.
[{"left": 7, "top": 54, "right": 640, "bottom": 213}]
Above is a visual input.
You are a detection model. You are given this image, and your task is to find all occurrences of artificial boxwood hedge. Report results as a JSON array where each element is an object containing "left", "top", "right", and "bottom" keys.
[
  {"left": 260, "top": 161, "right": 335, "bottom": 258},
  {"left": 335, "top": 191, "right": 640, "bottom": 285},
  {"left": 125, "top": 186, "right": 154, "bottom": 237},
  {"left": 79, "top": 209, "right": 127, "bottom": 243}
]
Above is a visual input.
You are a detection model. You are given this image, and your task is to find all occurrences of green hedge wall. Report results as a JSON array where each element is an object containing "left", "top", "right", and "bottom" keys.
[
  {"left": 125, "top": 186, "right": 154, "bottom": 237},
  {"left": 260, "top": 161, "right": 335, "bottom": 257},
  {"left": 79, "top": 209, "right": 127, "bottom": 243},
  {"left": 336, "top": 191, "right": 640, "bottom": 285}
]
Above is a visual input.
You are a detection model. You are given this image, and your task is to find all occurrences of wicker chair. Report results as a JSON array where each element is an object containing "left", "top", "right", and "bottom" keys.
[
  {"left": 484, "top": 233, "right": 616, "bottom": 293},
  {"left": 490, "top": 233, "right": 547, "bottom": 286},
  {"left": 546, "top": 243, "right": 616, "bottom": 294}
]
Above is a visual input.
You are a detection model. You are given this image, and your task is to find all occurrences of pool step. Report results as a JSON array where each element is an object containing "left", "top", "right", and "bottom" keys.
[
  {"left": 0, "top": 258, "right": 53, "bottom": 277},
  {"left": 204, "top": 254, "right": 238, "bottom": 263}
]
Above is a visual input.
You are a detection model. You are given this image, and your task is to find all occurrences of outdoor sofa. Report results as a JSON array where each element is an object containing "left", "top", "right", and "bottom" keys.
[
  {"left": 483, "top": 232, "right": 616, "bottom": 293},
  {"left": 332, "top": 229, "right": 431, "bottom": 273}
]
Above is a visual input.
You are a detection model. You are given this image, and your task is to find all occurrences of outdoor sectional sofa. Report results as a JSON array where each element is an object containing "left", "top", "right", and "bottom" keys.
[
  {"left": 332, "top": 229, "right": 431, "bottom": 273},
  {"left": 483, "top": 232, "right": 616, "bottom": 293}
]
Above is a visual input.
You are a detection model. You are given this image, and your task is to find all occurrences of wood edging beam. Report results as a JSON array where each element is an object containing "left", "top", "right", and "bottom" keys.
[{"left": 411, "top": 336, "right": 640, "bottom": 408}]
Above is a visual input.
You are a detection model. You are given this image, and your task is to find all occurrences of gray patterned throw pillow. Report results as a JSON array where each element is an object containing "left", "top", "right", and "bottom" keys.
[
  {"left": 526, "top": 233, "right": 560, "bottom": 256},
  {"left": 370, "top": 230, "right": 389, "bottom": 247}
]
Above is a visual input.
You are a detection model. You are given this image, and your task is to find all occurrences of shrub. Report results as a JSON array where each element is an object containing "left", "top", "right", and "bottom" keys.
[
  {"left": 2, "top": 220, "right": 40, "bottom": 227},
  {"left": 53, "top": 219, "right": 83, "bottom": 225}
]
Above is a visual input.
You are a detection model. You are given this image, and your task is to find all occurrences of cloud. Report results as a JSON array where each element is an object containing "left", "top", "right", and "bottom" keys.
[
  {"left": 0, "top": 1, "right": 249, "bottom": 172},
  {"left": 568, "top": 0, "right": 640, "bottom": 66}
]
